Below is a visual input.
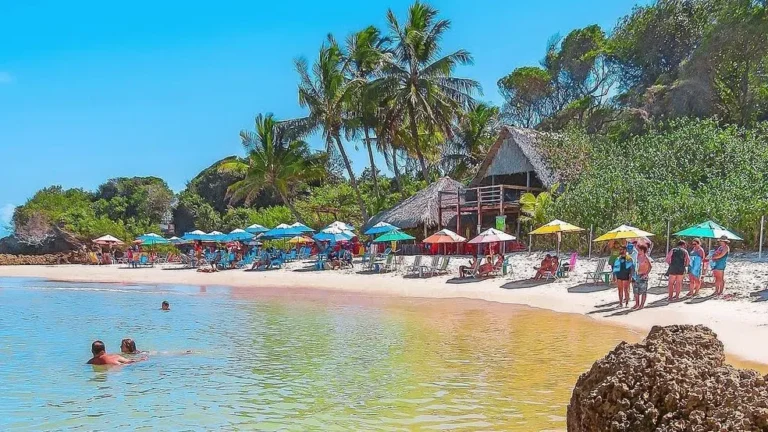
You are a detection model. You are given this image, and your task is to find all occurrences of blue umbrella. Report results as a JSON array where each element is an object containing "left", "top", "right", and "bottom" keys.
[
  {"left": 201, "top": 231, "right": 228, "bottom": 242},
  {"left": 182, "top": 230, "right": 207, "bottom": 241},
  {"left": 262, "top": 224, "right": 303, "bottom": 239},
  {"left": 226, "top": 229, "right": 255, "bottom": 242},
  {"left": 290, "top": 222, "right": 315, "bottom": 233},
  {"left": 313, "top": 231, "right": 354, "bottom": 243},
  {"left": 136, "top": 233, "right": 170, "bottom": 245},
  {"left": 364, "top": 222, "right": 398, "bottom": 236},
  {"left": 245, "top": 224, "right": 269, "bottom": 234}
]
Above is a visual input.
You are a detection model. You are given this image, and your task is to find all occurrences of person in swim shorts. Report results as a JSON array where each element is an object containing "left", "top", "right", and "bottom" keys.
[
  {"left": 688, "top": 238, "right": 705, "bottom": 297},
  {"left": 632, "top": 244, "right": 652, "bottom": 310},
  {"left": 87, "top": 340, "right": 139, "bottom": 366},
  {"left": 711, "top": 236, "right": 730, "bottom": 296}
]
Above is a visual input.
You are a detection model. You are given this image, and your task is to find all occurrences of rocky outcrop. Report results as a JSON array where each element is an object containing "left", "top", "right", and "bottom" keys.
[
  {"left": 0, "top": 253, "right": 83, "bottom": 265},
  {"left": 567, "top": 325, "right": 768, "bottom": 432},
  {"left": 0, "top": 226, "right": 83, "bottom": 255}
]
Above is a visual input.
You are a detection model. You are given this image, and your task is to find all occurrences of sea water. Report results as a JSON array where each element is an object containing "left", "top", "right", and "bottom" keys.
[{"left": 0, "top": 277, "right": 644, "bottom": 431}]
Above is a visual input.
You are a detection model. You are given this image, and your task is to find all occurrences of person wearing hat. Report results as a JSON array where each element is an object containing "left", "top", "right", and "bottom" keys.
[
  {"left": 688, "top": 238, "right": 706, "bottom": 297},
  {"left": 711, "top": 235, "right": 731, "bottom": 296}
]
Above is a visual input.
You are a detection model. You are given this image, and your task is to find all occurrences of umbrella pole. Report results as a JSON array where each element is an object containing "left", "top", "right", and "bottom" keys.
[
  {"left": 665, "top": 220, "right": 671, "bottom": 255},
  {"left": 588, "top": 225, "right": 593, "bottom": 258},
  {"left": 528, "top": 234, "right": 532, "bottom": 253},
  {"left": 760, "top": 215, "right": 765, "bottom": 260}
]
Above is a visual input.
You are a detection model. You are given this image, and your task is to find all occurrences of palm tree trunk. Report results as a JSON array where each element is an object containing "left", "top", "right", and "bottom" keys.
[
  {"left": 407, "top": 106, "right": 430, "bottom": 182},
  {"left": 278, "top": 190, "right": 306, "bottom": 224},
  {"left": 391, "top": 146, "right": 406, "bottom": 199},
  {"left": 334, "top": 135, "right": 369, "bottom": 221},
  {"left": 363, "top": 127, "right": 379, "bottom": 199}
]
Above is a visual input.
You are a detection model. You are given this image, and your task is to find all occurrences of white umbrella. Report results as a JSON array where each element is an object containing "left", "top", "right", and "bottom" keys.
[
  {"left": 93, "top": 235, "right": 124, "bottom": 245},
  {"left": 326, "top": 221, "right": 354, "bottom": 231}
]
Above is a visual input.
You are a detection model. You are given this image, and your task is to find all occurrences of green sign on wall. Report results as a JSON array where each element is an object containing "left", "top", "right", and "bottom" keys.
[{"left": 495, "top": 215, "right": 506, "bottom": 231}]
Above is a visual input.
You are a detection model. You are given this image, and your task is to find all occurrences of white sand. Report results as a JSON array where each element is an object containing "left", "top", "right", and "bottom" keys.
[{"left": 2, "top": 253, "right": 767, "bottom": 364}]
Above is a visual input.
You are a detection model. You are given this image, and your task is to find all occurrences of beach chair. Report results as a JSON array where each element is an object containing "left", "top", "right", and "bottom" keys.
[
  {"left": 286, "top": 250, "right": 297, "bottom": 262},
  {"left": 419, "top": 256, "right": 440, "bottom": 277},
  {"left": 429, "top": 256, "right": 450, "bottom": 276},
  {"left": 585, "top": 258, "right": 610, "bottom": 285},
  {"left": 340, "top": 250, "right": 354, "bottom": 269},
  {"left": 271, "top": 252, "right": 285, "bottom": 269},
  {"left": 379, "top": 254, "right": 396, "bottom": 273},
  {"left": 460, "top": 259, "right": 481, "bottom": 278},
  {"left": 405, "top": 255, "right": 423, "bottom": 276},
  {"left": 557, "top": 253, "right": 578, "bottom": 278}
]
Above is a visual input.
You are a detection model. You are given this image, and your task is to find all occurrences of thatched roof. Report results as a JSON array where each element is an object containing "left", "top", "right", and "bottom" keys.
[
  {"left": 364, "top": 177, "right": 464, "bottom": 231},
  {"left": 469, "top": 126, "right": 558, "bottom": 187}
]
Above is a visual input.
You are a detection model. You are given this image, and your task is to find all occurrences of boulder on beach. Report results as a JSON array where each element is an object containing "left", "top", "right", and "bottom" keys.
[
  {"left": 0, "top": 226, "right": 82, "bottom": 256},
  {"left": 567, "top": 324, "right": 768, "bottom": 432}
]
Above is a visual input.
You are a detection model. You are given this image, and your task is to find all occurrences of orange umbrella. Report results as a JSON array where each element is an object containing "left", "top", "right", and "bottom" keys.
[{"left": 423, "top": 229, "right": 467, "bottom": 244}]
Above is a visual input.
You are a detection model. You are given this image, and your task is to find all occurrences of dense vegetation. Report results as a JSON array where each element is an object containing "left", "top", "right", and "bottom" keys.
[{"left": 7, "top": 0, "right": 768, "bottom": 249}]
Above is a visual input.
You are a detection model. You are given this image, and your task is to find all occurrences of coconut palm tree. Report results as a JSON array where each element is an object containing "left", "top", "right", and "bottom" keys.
[
  {"left": 376, "top": 1, "right": 481, "bottom": 182},
  {"left": 218, "top": 113, "right": 326, "bottom": 224},
  {"left": 440, "top": 103, "right": 500, "bottom": 181},
  {"left": 294, "top": 36, "right": 369, "bottom": 221},
  {"left": 343, "top": 26, "right": 390, "bottom": 200}
]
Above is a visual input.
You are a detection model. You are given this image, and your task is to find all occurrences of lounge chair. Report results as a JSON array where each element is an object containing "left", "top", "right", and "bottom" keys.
[
  {"left": 476, "top": 257, "right": 504, "bottom": 279},
  {"left": 377, "top": 254, "right": 395, "bottom": 273},
  {"left": 428, "top": 256, "right": 450, "bottom": 276},
  {"left": 286, "top": 250, "right": 297, "bottom": 262},
  {"left": 585, "top": 258, "right": 610, "bottom": 285},
  {"left": 419, "top": 256, "right": 440, "bottom": 277},
  {"left": 271, "top": 252, "right": 285, "bottom": 269},
  {"left": 460, "top": 259, "right": 481, "bottom": 278},
  {"left": 557, "top": 253, "right": 578, "bottom": 278},
  {"left": 405, "top": 255, "right": 423, "bottom": 276}
]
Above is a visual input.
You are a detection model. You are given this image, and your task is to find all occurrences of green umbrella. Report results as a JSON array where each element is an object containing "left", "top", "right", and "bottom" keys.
[
  {"left": 674, "top": 220, "right": 742, "bottom": 241},
  {"left": 136, "top": 233, "right": 170, "bottom": 245},
  {"left": 373, "top": 230, "right": 415, "bottom": 243}
]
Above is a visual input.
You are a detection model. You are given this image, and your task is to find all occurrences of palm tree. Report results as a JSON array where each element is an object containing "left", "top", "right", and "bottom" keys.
[
  {"left": 520, "top": 183, "right": 559, "bottom": 227},
  {"left": 294, "top": 37, "right": 369, "bottom": 221},
  {"left": 344, "top": 26, "right": 390, "bottom": 200},
  {"left": 376, "top": 1, "right": 481, "bottom": 182},
  {"left": 440, "top": 103, "right": 500, "bottom": 181},
  {"left": 218, "top": 113, "right": 326, "bottom": 224}
]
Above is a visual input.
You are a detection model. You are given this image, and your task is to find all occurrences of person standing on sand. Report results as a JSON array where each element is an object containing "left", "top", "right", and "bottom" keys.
[
  {"left": 612, "top": 246, "right": 633, "bottom": 307},
  {"left": 632, "top": 244, "right": 651, "bottom": 310},
  {"left": 87, "top": 340, "right": 141, "bottom": 366},
  {"left": 711, "top": 236, "right": 731, "bottom": 296},
  {"left": 666, "top": 240, "right": 690, "bottom": 301},
  {"left": 688, "top": 238, "right": 705, "bottom": 297}
]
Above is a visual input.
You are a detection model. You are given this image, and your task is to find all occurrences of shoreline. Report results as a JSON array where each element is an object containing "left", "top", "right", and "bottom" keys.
[{"left": 1, "top": 258, "right": 767, "bottom": 367}]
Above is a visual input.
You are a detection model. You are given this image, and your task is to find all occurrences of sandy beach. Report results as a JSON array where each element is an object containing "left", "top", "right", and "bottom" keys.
[{"left": 2, "top": 252, "right": 767, "bottom": 364}]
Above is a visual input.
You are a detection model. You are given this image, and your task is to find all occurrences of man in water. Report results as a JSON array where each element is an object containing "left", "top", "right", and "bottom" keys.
[
  {"left": 86, "top": 340, "right": 139, "bottom": 366},
  {"left": 161, "top": 301, "right": 170, "bottom": 311}
]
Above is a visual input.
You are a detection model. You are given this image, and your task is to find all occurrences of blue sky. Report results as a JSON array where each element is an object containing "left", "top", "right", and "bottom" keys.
[{"left": 0, "top": 0, "right": 645, "bottom": 235}]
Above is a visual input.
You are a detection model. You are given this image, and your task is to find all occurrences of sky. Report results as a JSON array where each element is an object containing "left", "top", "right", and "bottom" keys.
[{"left": 0, "top": 0, "right": 645, "bottom": 236}]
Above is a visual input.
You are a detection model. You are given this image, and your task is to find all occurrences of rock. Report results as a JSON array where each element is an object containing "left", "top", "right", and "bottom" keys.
[
  {"left": 567, "top": 325, "right": 768, "bottom": 431},
  {"left": 0, "top": 226, "right": 83, "bottom": 255}
]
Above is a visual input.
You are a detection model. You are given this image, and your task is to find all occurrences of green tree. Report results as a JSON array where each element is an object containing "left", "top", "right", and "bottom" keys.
[
  {"left": 377, "top": 1, "right": 480, "bottom": 181},
  {"left": 440, "top": 103, "right": 500, "bottom": 181},
  {"left": 498, "top": 66, "right": 555, "bottom": 127},
  {"left": 344, "top": 25, "right": 390, "bottom": 200},
  {"left": 218, "top": 113, "right": 326, "bottom": 224},
  {"left": 519, "top": 183, "right": 558, "bottom": 227}
]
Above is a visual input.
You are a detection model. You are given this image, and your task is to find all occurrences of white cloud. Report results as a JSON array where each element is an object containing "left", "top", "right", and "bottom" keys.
[{"left": 0, "top": 71, "right": 14, "bottom": 84}]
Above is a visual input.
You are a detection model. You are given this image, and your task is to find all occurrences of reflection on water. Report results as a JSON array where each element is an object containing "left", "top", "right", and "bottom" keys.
[{"left": 0, "top": 278, "right": 760, "bottom": 431}]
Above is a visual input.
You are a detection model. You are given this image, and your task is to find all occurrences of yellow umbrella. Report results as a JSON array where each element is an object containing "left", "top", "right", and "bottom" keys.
[
  {"left": 529, "top": 219, "right": 584, "bottom": 235},
  {"left": 593, "top": 224, "right": 654, "bottom": 242},
  {"left": 288, "top": 235, "right": 314, "bottom": 244},
  {"left": 529, "top": 219, "right": 585, "bottom": 254}
]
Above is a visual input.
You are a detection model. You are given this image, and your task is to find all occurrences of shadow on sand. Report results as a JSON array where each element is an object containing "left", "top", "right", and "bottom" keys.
[
  {"left": 750, "top": 289, "right": 768, "bottom": 302},
  {"left": 446, "top": 277, "right": 486, "bottom": 285},
  {"left": 499, "top": 279, "right": 555, "bottom": 290},
  {"left": 567, "top": 283, "right": 611, "bottom": 294}
]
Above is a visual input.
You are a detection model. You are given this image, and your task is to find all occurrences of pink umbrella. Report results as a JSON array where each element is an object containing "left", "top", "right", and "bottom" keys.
[{"left": 468, "top": 228, "right": 516, "bottom": 244}]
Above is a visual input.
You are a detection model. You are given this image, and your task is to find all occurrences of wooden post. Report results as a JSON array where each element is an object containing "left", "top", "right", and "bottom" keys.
[
  {"left": 477, "top": 187, "right": 483, "bottom": 234},
  {"left": 437, "top": 192, "right": 443, "bottom": 231},
  {"left": 456, "top": 189, "right": 461, "bottom": 236},
  {"left": 528, "top": 234, "right": 532, "bottom": 253},
  {"left": 516, "top": 217, "right": 521, "bottom": 239},
  {"left": 526, "top": 171, "right": 531, "bottom": 188},
  {"left": 757, "top": 216, "right": 765, "bottom": 259},
  {"left": 499, "top": 186, "right": 504, "bottom": 217},
  {"left": 665, "top": 219, "right": 671, "bottom": 255},
  {"left": 588, "top": 224, "right": 593, "bottom": 258}
]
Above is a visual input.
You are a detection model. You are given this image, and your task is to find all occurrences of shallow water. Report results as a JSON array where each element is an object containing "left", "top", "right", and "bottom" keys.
[{"left": 0, "top": 277, "right": 668, "bottom": 430}]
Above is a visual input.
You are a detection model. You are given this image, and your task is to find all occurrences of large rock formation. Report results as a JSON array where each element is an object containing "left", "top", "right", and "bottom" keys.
[
  {"left": 0, "top": 226, "right": 83, "bottom": 255},
  {"left": 567, "top": 325, "right": 768, "bottom": 431}
]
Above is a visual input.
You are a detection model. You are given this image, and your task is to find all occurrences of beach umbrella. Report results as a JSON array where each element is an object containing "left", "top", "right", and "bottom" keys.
[
  {"left": 364, "top": 222, "right": 398, "bottom": 236},
  {"left": 182, "top": 230, "right": 207, "bottom": 241},
  {"left": 226, "top": 229, "right": 255, "bottom": 242},
  {"left": 136, "top": 233, "right": 170, "bottom": 245},
  {"left": 423, "top": 228, "right": 467, "bottom": 255},
  {"left": 674, "top": 220, "right": 743, "bottom": 241},
  {"left": 530, "top": 219, "right": 585, "bottom": 254},
  {"left": 262, "top": 224, "right": 303, "bottom": 239},
  {"left": 168, "top": 236, "right": 189, "bottom": 245},
  {"left": 93, "top": 234, "right": 124, "bottom": 245},
  {"left": 288, "top": 235, "right": 315, "bottom": 244},
  {"left": 593, "top": 225, "right": 654, "bottom": 242},
  {"left": 200, "top": 231, "right": 228, "bottom": 242},
  {"left": 373, "top": 230, "right": 415, "bottom": 243},
  {"left": 326, "top": 221, "right": 355, "bottom": 232},
  {"left": 245, "top": 223, "right": 269, "bottom": 234},
  {"left": 290, "top": 222, "right": 315, "bottom": 233},
  {"left": 468, "top": 228, "right": 516, "bottom": 244},
  {"left": 314, "top": 227, "right": 355, "bottom": 243}
]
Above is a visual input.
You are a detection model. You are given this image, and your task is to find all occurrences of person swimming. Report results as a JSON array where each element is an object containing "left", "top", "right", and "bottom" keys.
[
  {"left": 120, "top": 338, "right": 144, "bottom": 355},
  {"left": 87, "top": 340, "right": 141, "bottom": 366},
  {"left": 161, "top": 301, "right": 170, "bottom": 311}
]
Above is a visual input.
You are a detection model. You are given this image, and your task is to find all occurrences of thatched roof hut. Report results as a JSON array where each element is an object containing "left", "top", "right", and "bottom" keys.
[
  {"left": 364, "top": 177, "right": 464, "bottom": 232},
  {"left": 470, "top": 126, "right": 558, "bottom": 188}
]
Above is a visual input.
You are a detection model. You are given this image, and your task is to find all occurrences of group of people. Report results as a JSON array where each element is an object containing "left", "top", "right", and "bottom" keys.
[
  {"left": 610, "top": 235, "right": 731, "bottom": 310},
  {"left": 532, "top": 254, "right": 562, "bottom": 280},
  {"left": 86, "top": 301, "right": 171, "bottom": 366},
  {"left": 458, "top": 253, "right": 504, "bottom": 278}
]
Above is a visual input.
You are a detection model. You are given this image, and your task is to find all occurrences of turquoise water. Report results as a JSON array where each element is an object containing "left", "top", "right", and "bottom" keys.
[{"left": 0, "top": 277, "right": 639, "bottom": 431}]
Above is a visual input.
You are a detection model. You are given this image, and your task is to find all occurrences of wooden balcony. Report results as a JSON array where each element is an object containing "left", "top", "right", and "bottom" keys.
[{"left": 437, "top": 184, "right": 544, "bottom": 231}]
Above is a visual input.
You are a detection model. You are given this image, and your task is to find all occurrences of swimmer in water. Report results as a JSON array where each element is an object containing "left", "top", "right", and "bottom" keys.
[
  {"left": 87, "top": 340, "right": 141, "bottom": 366},
  {"left": 161, "top": 301, "right": 170, "bottom": 311},
  {"left": 120, "top": 338, "right": 144, "bottom": 355}
]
